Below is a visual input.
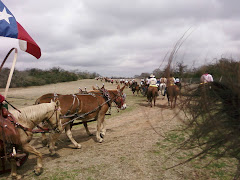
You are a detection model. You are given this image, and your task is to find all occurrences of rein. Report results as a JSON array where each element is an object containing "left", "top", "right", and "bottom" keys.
[
  {"left": 4, "top": 99, "right": 21, "bottom": 113},
  {"left": 32, "top": 106, "right": 61, "bottom": 133},
  {"left": 9, "top": 105, "right": 61, "bottom": 134}
]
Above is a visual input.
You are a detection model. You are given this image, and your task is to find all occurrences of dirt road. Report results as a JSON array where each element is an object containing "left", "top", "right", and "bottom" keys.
[{"left": 0, "top": 79, "right": 219, "bottom": 180}]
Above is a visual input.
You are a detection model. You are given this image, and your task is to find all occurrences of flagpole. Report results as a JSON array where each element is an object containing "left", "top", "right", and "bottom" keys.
[{"left": 4, "top": 48, "right": 18, "bottom": 98}]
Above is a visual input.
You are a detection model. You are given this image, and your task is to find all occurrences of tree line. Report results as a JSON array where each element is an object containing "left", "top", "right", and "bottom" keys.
[
  {"left": 0, "top": 67, "right": 100, "bottom": 88},
  {"left": 135, "top": 57, "right": 238, "bottom": 84}
]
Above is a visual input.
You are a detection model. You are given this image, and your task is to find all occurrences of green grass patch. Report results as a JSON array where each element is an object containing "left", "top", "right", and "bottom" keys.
[{"left": 38, "top": 168, "right": 79, "bottom": 180}]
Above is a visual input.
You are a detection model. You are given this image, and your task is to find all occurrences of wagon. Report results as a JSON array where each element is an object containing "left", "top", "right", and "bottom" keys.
[
  {"left": 0, "top": 136, "right": 29, "bottom": 174},
  {"left": 0, "top": 48, "right": 30, "bottom": 175}
]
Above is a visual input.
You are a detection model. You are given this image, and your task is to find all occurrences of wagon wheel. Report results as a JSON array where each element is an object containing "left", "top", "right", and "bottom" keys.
[
  {"left": 0, "top": 148, "right": 10, "bottom": 174},
  {"left": 0, "top": 148, "right": 29, "bottom": 174}
]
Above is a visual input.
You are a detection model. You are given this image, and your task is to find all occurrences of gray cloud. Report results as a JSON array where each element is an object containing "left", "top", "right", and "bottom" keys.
[{"left": 0, "top": 0, "right": 240, "bottom": 77}]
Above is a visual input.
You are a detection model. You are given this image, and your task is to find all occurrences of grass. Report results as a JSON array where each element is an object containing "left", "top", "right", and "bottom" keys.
[
  {"left": 37, "top": 169, "right": 79, "bottom": 180},
  {"left": 34, "top": 164, "right": 109, "bottom": 180},
  {"left": 151, "top": 130, "right": 238, "bottom": 180}
]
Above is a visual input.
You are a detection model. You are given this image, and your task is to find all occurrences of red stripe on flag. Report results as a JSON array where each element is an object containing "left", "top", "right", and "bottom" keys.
[{"left": 17, "top": 22, "right": 41, "bottom": 59}]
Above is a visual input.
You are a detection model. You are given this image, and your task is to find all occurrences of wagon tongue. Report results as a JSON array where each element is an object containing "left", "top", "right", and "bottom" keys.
[{"left": 32, "top": 127, "right": 50, "bottom": 133}]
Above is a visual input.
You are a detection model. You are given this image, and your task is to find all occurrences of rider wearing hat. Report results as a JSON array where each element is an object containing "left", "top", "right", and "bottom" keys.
[
  {"left": 148, "top": 74, "right": 157, "bottom": 87},
  {"left": 163, "top": 73, "right": 176, "bottom": 96}
]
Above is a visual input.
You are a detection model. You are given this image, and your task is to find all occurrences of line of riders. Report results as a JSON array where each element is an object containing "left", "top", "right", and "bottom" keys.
[
  {"left": 96, "top": 71, "right": 214, "bottom": 94},
  {"left": 120, "top": 72, "right": 213, "bottom": 97},
  {"left": 96, "top": 75, "right": 182, "bottom": 97},
  {"left": 142, "top": 74, "right": 182, "bottom": 96},
  {"left": 122, "top": 74, "right": 182, "bottom": 97}
]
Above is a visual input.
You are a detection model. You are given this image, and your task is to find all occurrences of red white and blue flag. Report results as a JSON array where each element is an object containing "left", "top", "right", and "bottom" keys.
[{"left": 0, "top": 1, "right": 41, "bottom": 59}]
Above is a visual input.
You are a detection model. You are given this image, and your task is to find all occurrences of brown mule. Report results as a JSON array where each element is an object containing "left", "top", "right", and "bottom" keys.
[
  {"left": 147, "top": 86, "right": 158, "bottom": 107},
  {"left": 129, "top": 82, "right": 140, "bottom": 96},
  {"left": 35, "top": 85, "right": 126, "bottom": 155},
  {"left": 166, "top": 85, "right": 180, "bottom": 108}
]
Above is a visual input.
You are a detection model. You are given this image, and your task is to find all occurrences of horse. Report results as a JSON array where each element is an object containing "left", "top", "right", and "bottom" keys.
[
  {"left": 159, "top": 77, "right": 167, "bottom": 95},
  {"left": 159, "top": 83, "right": 166, "bottom": 95},
  {"left": 166, "top": 85, "right": 180, "bottom": 108},
  {"left": 129, "top": 82, "right": 140, "bottom": 95},
  {"left": 35, "top": 85, "right": 126, "bottom": 155},
  {"left": 147, "top": 86, "right": 158, "bottom": 107},
  {"left": 124, "top": 80, "right": 130, "bottom": 87},
  {"left": 0, "top": 100, "right": 61, "bottom": 179},
  {"left": 120, "top": 79, "right": 124, "bottom": 85}
]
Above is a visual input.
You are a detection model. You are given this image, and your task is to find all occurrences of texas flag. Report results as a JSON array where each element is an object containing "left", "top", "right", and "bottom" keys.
[{"left": 0, "top": 1, "right": 41, "bottom": 59}]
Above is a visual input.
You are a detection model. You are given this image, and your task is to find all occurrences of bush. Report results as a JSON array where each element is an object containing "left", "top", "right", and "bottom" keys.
[{"left": 0, "top": 67, "right": 99, "bottom": 88}]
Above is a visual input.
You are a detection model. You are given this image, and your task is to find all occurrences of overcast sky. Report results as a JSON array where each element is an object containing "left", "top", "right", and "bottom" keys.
[{"left": 0, "top": 0, "right": 240, "bottom": 77}]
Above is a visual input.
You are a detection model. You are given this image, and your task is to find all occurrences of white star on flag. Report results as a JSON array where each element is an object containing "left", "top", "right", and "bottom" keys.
[{"left": 0, "top": 7, "right": 13, "bottom": 24}]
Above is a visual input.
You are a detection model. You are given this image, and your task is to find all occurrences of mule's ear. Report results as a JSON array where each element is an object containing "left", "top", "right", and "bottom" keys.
[
  {"left": 56, "top": 100, "right": 60, "bottom": 107},
  {"left": 117, "top": 84, "right": 120, "bottom": 89},
  {"left": 120, "top": 85, "right": 125, "bottom": 91}
]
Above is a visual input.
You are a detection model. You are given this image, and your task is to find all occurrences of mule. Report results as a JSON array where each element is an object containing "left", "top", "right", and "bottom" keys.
[
  {"left": 0, "top": 101, "right": 61, "bottom": 179},
  {"left": 35, "top": 85, "right": 126, "bottom": 155},
  {"left": 147, "top": 86, "right": 158, "bottom": 107},
  {"left": 129, "top": 82, "right": 140, "bottom": 95},
  {"left": 140, "top": 83, "right": 148, "bottom": 96},
  {"left": 166, "top": 85, "right": 180, "bottom": 108}
]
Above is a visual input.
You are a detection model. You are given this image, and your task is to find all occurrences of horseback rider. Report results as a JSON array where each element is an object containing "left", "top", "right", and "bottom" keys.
[
  {"left": 147, "top": 74, "right": 159, "bottom": 96},
  {"left": 163, "top": 74, "right": 176, "bottom": 96},
  {"left": 200, "top": 72, "right": 213, "bottom": 84},
  {"left": 175, "top": 77, "right": 180, "bottom": 84},
  {"left": 175, "top": 77, "right": 182, "bottom": 90},
  {"left": 160, "top": 77, "right": 167, "bottom": 84},
  {"left": 148, "top": 74, "right": 157, "bottom": 87}
]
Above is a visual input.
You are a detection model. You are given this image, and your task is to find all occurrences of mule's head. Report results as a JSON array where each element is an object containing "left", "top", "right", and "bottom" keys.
[
  {"left": 113, "top": 85, "right": 126, "bottom": 110},
  {"left": 48, "top": 100, "right": 62, "bottom": 133}
]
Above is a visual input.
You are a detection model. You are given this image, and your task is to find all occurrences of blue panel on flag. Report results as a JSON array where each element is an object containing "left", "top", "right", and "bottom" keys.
[{"left": 0, "top": 1, "right": 18, "bottom": 38}]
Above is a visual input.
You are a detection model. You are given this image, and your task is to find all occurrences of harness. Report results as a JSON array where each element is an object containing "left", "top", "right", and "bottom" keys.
[
  {"left": 61, "top": 89, "right": 125, "bottom": 127},
  {"left": 0, "top": 101, "right": 61, "bottom": 159},
  {"left": 62, "top": 94, "right": 81, "bottom": 118},
  {"left": 61, "top": 90, "right": 111, "bottom": 126}
]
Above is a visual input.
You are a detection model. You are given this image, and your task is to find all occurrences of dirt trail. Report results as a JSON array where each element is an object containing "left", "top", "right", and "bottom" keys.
[{"left": 0, "top": 79, "right": 192, "bottom": 180}]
